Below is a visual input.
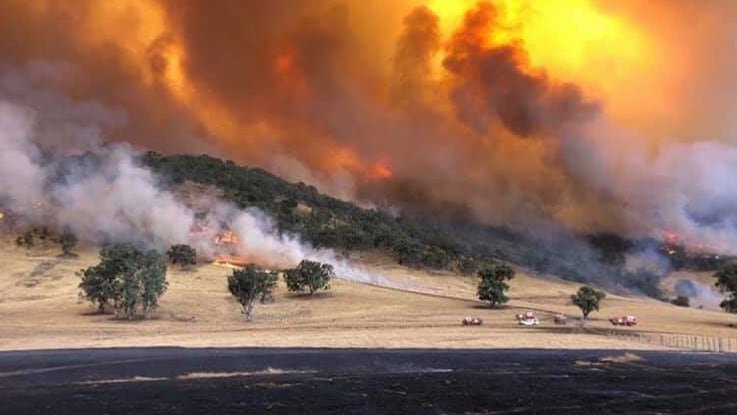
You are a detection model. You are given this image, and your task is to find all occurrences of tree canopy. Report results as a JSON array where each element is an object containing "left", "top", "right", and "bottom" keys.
[
  {"left": 283, "top": 260, "right": 334, "bottom": 295},
  {"left": 167, "top": 244, "right": 197, "bottom": 267},
  {"left": 227, "top": 264, "right": 278, "bottom": 321},
  {"left": 78, "top": 243, "right": 168, "bottom": 319},
  {"left": 571, "top": 286, "right": 606, "bottom": 320},
  {"left": 714, "top": 262, "right": 737, "bottom": 312},
  {"left": 476, "top": 264, "right": 515, "bottom": 308}
]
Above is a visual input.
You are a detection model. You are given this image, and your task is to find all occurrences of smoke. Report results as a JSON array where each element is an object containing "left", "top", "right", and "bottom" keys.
[
  {"left": 0, "top": 64, "right": 392, "bottom": 287},
  {"left": 3, "top": 0, "right": 737, "bottom": 256},
  {"left": 442, "top": 3, "right": 599, "bottom": 137},
  {"left": 674, "top": 279, "right": 724, "bottom": 309}
]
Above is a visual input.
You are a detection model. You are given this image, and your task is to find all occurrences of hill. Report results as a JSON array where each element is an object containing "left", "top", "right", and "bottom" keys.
[{"left": 142, "top": 152, "right": 684, "bottom": 297}]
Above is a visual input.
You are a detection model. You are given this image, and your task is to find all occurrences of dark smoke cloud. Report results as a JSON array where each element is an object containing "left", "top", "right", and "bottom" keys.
[
  {"left": 3, "top": 0, "right": 737, "bottom": 255},
  {"left": 443, "top": 3, "right": 599, "bottom": 137}
]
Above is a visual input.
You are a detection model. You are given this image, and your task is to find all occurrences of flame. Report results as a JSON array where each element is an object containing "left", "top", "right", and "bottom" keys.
[
  {"left": 371, "top": 162, "right": 394, "bottom": 180},
  {"left": 211, "top": 255, "right": 249, "bottom": 269},
  {"left": 428, "top": 0, "right": 656, "bottom": 99},
  {"left": 214, "top": 230, "right": 239, "bottom": 245},
  {"left": 34, "top": 0, "right": 662, "bottom": 181}
]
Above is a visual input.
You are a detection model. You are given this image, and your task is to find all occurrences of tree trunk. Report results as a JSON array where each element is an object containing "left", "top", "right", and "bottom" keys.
[{"left": 244, "top": 302, "right": 254, "bottom": 322}]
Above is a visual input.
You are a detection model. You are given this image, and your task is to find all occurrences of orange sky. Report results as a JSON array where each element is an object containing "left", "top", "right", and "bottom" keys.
[{"left": 4, "top": 0, "right": 737, "bottom": 239}]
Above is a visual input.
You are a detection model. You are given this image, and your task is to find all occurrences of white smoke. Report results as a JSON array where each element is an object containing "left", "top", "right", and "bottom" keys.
[
  {"left": 565, "top": 119, "right": 737, "bottom": 254},
  {"left": 0, "top": 101, "right": 44, "bottom": 211},
  {"left": 674, "top": 278, "right": 724, "bottom": 309},
  {"left": 0, "top": 62, "right": 391, "bottom": 286}
]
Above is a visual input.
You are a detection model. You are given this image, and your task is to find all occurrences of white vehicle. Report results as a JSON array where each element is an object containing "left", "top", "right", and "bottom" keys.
[{"left": 516, "top": 311, "right": 540, "bottom": 326}]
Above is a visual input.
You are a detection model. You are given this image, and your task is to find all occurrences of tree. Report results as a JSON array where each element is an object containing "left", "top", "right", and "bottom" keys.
[
  {"left": 227, "top": 264, "right": 278, "bottom": 321},
  {"left": 671, "top": 296, "right": 690, "bottom": 307},
  {"left": 458, "top": 257, "right": 478, "bottom": 275},
  {"left": 137, "top": 251, "right": 169, "bottom": 318},
  {"left": 571, "top": 286, "right": 606, "bottom": 321},
  {"left": 714, "top": 262, "right": 737, "bottom": 312},
  {"left": 166, "top": 244, "right": 197, "bottom": 267},
  {"left": 476, "top": 264, "right": 515, "bottom": 308},
  {"left": 15, "top": 231, "right": 34, "bottom": 249},
  {"left": 59, "top": 229, "right": 78, "bottom": 257},
  {"left": 283, "top": 260, "right": 333, "bottom": 295},
  {"left": 78, "top": 243, "right": 168, "bottom": 319},
  {"left": 78, "top": 263, "right": 118, "bottom": 313}
]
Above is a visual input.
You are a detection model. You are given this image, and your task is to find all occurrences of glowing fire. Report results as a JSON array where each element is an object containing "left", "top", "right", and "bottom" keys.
[
  {"left": 371, "top": 162, "right": 394, "bottom": 180},
  {"left": 214, "top": 230, "right": 239, "bottom": 245},
  {"left": 211, "top": 255, "right": 249, "bottom": 269},
  {"left": 428, "top": 0, "right": 656, "bottom": 101}
]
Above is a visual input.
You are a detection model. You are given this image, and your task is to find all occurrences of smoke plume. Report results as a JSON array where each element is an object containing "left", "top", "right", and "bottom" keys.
[
  {"left": 3, "top": 0, "right": 737, "bottom": 255},
  {"left": 0, "top": 63, "right": 393, "bottom": 287}
]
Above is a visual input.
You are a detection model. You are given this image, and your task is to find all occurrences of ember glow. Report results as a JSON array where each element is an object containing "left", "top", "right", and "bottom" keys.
[{"left": 4, "top": 1, "right": 737, "bottom": 252}]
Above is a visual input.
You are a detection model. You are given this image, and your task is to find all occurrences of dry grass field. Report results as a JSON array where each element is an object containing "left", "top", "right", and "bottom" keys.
[{"left": 2, "top": 238, "right": 737, "bottom": 352}]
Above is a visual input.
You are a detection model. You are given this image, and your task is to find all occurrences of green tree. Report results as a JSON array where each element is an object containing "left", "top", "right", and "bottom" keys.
[
  {"left": 571, "top": 285, "right": 606, "bottom": 321},
  {"left": 166, "top": 244, "right": 197, "bottom": 267},
  {"left": 78, "top": 243, "right": 168, "bottom": 319},
  {"left": 476, "top": 264, "right": 515, "bottom": 308},
  {"left": 284, "top": 260, "right": 333, "bottom": 295},
  {"left": 458, "top": 257, "right": 478, "bottom": 275},
  {"left": 670, "top": 296, "right": 690, "bottom": 307},
  {"left": 714, "top": 262, "right": 737, "bottom": 312},
  {"left": 227, "top": 264, "right": 278, "bottom": 321},
  {"left": 78, "top": 263, "right": 119, "bottom": 313},
  {"left": 59, "top": 229, "right": 78, "bottom": 257},
  {"left": 137, "top": 251, "right": 169, "bottom": 318}
]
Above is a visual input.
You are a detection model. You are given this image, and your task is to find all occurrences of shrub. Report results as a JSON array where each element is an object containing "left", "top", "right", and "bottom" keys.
[
  {"left": 166, "top": 244, "right": 197, "bottom": 267},
  {"left": 59, "top": 229, "right": 78, "bottom": 257},
  {"left": 671, "top": 296, "right": 690, "bottom": 307},
  {"left": 284, "top": 260, "right": 333, "bottom": 295}
]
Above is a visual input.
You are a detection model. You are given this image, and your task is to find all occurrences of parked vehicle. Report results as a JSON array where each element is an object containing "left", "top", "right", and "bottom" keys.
[
  {"left": 462, "top": 316, "right": 483, "bottom": 326},
  {"left": 609, "top": 315, "right": 637, "bottom": 326},
  {"left": 516, "top": 311, "right": 540, "bottom": 326}
]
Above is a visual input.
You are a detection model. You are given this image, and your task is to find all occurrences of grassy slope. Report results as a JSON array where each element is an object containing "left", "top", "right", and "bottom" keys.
[{"left": 2, "top": 239, "right": 737, "bottom": 352}]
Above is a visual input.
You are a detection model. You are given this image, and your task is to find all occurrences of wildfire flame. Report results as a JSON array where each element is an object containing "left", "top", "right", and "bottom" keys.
[
  {"left": 211, "top": 254, "right": 249, "bottom": 269},
  {"left": 8, "top": 0, "right": 727, "bottom": 246},
  {"left": 214, "top": 230, "right": 239, "bottom": 246}
]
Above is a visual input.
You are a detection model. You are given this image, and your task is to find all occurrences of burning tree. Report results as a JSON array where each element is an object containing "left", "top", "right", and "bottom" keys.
[
  {"left": 571, "top": 286, "right": 606, "bottom": 322},
  {"left": 476, "top": 264, "right": 515, "bottom": 308},
  {"left": 714, "top": 261, "right": 737, "bottom": 313},
  {"left": 78, "top": 243, "right": 168, "bottom": 319},
  {"left": 166, "top": 244, "right": 197, "bottom": 267},
  {"left": 227, "top": 264, "right": 278, "bottom": 321},
  {"left": 283, "top": 260, "right": 333, "bottom": 295}
]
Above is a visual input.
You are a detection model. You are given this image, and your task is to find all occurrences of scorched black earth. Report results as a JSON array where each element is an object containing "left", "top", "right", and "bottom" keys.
[{"left": 0, "top": 348, "right": 736, "bottom": 414}]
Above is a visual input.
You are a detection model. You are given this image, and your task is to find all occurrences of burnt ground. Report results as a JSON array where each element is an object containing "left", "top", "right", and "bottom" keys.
[{"left": 0, "top": 348, "right": 736, "bottom": 414}]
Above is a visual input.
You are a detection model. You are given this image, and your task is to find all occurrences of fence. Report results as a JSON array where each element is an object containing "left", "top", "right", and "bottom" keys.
[{"left": 604, "top": 329, "right": 737, "bottom": 353}]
